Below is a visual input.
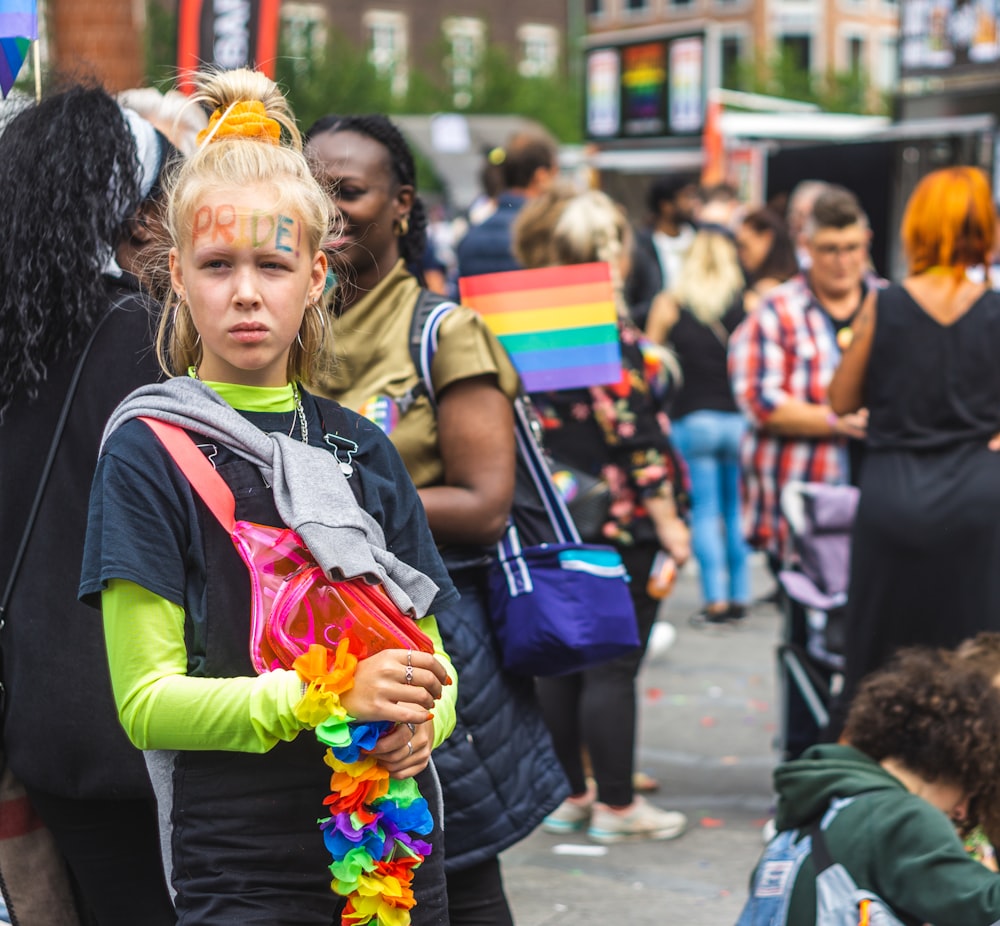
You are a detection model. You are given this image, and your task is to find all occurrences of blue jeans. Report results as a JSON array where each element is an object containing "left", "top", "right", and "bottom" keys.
[{"left": 672, "top": 410, "right": 750, "bottom": 607}]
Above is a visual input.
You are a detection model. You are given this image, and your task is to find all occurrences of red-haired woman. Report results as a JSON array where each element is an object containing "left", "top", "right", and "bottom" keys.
[{"left": 828, "top": 166, "right": 1000, "bottom": 724}]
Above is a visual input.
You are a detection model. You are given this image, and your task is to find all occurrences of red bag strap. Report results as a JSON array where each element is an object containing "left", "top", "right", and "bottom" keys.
[{"left": 139, "top": 417, "right": 236, "bottom": 533}]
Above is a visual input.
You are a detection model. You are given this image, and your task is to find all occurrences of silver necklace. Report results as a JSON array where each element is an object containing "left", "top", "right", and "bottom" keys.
[{"left": 290, "top": 382, "right": 309, "bottom": 444}]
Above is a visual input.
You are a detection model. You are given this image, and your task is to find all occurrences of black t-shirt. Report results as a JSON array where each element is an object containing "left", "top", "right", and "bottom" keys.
[{"left": 80, "top": 392, "right": 458, "bottom": 672}]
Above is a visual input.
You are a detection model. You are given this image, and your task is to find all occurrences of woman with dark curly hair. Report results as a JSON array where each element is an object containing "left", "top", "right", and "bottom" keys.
[
  {"left": 739, "top": 647, "right": 1000, "bottom": 924},
  {"left": 0, "top": 83, "right": 176, "bottom": 923}
]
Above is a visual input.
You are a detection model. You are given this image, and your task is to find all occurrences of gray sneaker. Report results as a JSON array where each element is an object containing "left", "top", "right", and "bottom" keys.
[
  {"left": 587, "top": 796, "right": 687, "bottom": 844},
  {"left": 542, "top": 795, "right": 594, "bottom": 834}
]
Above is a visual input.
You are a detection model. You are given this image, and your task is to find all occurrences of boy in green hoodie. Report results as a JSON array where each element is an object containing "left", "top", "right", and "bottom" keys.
[{"left": 740, "top": 647, "right": 1000, "bottom": 925}]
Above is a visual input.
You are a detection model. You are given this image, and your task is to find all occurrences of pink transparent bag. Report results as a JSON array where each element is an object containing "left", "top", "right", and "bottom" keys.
[{"left": 140, "top": 417, "right": 434, "bottom": 673}]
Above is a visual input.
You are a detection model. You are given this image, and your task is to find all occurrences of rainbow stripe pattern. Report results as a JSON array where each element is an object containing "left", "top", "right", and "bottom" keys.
[
  {"left": 458, "top": 262, "right": 622, "bottom": 393},
  {"left": 0, "top": 0, "right": 36, "bottom": 99}
]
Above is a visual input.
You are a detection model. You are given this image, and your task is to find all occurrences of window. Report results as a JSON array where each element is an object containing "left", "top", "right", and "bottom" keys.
[
  {"left": 586, "top": 0, "right": 605, "bottom": 14},
  {"left": 780, "top": 34, "right": 812, "bottom": 72},
  {"left": 443, "top": 17, "right": 485, "bottom": 109},
  {"left": 848, "top": 36, "right": 865, "bottom": 75},
  {"left": 518, "top": 24, "right": 559, "bottom": 78},
  {"left": 625, "top": 0, "right": 649, "bottom": 10},
  {"left": 280, "top": 3, "right": 326, "bottom": 72},
  {"left": 720, "top": 35, "right": 743, "bottom": 88},
  {"left": 875, "top": 36, "right": 897, "bottom": 88},
  {"left": 363, "top": 10, "right": 408, "bottom": 96}
]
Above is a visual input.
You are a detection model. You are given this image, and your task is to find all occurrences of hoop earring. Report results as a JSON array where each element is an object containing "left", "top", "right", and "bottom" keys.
[
  {"left": 298, "top": 303, "right": 326, "bottom": 357},
  {"left": 310, "top": 301, "right": 327, "bottom": 331},
  {"left": 173, "top": 298, "right": 201, "bottom": 349},
  {"left": 395, "top": 215, "right": 410, "bottom": 237}
]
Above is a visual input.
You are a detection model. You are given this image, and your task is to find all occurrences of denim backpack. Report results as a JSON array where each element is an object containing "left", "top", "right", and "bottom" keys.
[{"left": 736, "top": 797, "right": 905, "bottom": 926}]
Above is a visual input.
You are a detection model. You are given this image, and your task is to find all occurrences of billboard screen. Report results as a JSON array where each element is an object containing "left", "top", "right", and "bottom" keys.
[
  {"left": 900, "top": 0, "right": 1000, "bottom": 77},
  {"left": 585, "top": 34, "right": 704, "bottom": 141}
]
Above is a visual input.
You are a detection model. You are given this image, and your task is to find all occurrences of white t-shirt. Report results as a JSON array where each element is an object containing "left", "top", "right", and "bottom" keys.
[{"left": 652, "top": 225, "right": 695, "bottom": 291}]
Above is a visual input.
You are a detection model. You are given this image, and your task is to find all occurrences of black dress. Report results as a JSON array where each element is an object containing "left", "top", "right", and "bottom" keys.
[{"left": 842, "top": 282, "right": 1000, "bottom": 700}]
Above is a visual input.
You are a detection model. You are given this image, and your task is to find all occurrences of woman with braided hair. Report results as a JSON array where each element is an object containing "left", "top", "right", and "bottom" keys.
[{"left": 306, "top": 113, "right": 569, "bottom": 926}]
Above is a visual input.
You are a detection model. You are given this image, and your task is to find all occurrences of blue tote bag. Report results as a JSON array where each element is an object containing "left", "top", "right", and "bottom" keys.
[
  {"left": 414, "top": 298, "right": 640, "bottom": 677},
  {"left": 486, "top": 398, "right": 639, "bottom": 676}
]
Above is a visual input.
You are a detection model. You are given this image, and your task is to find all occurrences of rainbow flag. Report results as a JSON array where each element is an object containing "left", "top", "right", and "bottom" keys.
[
  {"left": 0, "top": 0, "right": 36, "bottom": 99},
  {"left": 458, "top": 262, "right": 622, "bottom": 393},
  {"left": 0, "top": 0, "right": 37, "bottom": 40}
]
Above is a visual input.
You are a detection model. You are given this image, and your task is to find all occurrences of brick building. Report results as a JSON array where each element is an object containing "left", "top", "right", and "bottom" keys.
[
  {"left": 583, "top": 0, "right": 898, "bottom": 98},
  {"left": 282, "top": 1, "right": 568, "bottom": 107},
  {"left": 45, "top": 0, "right": 145, "bottom": 91}
]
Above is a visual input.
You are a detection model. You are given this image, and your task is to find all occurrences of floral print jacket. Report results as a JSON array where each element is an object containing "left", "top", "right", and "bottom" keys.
[{"left": 531, "top": 317, "right": 689, "bottom": 547}]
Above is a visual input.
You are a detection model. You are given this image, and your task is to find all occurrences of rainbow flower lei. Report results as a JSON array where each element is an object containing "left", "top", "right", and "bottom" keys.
[{"left": 293, "top": 641, "right": 433, "bottom": 926}]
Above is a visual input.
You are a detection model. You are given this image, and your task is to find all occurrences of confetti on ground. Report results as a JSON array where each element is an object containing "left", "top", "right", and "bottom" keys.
[
  {"left": 748, "top": 699, "right": 770, "bottom": 712},
  {"left": 645, "top": 687, "right": 663, "bottom": 702},
  {"left": 708, "top": 685, "right": 723, "bottom": 698},
  {"left": 552, "top": 843, "right": 608, "bottom": 857},
  {"left": 700, "top": 716, "right": 717, "bottom": 727},
  {"left": 701, "top": 817, "right": 725, "bottom": 828},
  {"left": 668, "top": 694, "right": 688, "bottom": 706},
  {"left": 720, "top": 755, "right": 740, "bottom": 765}
]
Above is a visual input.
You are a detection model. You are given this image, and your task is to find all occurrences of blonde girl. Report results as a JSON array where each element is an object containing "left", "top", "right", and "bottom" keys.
[{"left": 81, "top": 69, "right": 456, "bottom": 926}]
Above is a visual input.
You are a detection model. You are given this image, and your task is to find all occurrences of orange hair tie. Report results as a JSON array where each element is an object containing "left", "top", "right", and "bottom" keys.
[{"left": 197, "top": 100, "right": 281, "bottom": 146}]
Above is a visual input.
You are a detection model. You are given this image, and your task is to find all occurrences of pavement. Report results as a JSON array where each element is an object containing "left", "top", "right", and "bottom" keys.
[{"left": 501, "top": 555, "right": 783, "bottom": 926}]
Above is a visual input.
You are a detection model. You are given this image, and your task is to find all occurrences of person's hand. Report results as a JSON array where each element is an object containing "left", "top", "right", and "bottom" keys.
[
  {"left": 989, "top": 431, "right": 1000, "bottom": 452},
  {"left": 366, "top": 718, "right": 434, "bottom": 779},
  {"left": 831, "top": 408, "right": 868, "bottom": 440},
  {"left": 657, "top": 516, "right": 691, "bottom": 567},
  {"left": 341, "top": 648, "right": 451, "bottom": 727}
]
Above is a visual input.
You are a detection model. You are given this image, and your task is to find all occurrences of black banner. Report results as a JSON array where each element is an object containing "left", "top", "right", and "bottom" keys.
[{"left": 177, "top": 0, "right": 280, "bottom": 93}]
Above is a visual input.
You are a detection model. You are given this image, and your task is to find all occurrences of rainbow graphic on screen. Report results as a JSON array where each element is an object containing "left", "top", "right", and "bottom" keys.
[{"left": 458, "top": 262, "right": 622, "bottom": 393}]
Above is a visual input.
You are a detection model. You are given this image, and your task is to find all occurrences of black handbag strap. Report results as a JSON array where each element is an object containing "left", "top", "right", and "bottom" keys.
[{"left": 0, "top": 310, "right": 114, "bottom": 688}]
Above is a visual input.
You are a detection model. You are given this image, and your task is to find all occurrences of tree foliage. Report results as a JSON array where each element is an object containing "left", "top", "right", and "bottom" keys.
[
  {"left": 142, "top": 9, "right": 582, "bottom": 143},
  {"left": 729, "top": 48, "right": 889, "bottom": 116}
]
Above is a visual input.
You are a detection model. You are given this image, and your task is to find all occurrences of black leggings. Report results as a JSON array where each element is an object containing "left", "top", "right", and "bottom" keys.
[
  {"left": 25, "top": 788, "right": 175, "bottom": 926},
  {"left": 446, "top": 856, "right": 514, "bottom": 926},
  {"left": 535, "top": 543, "right": 660, "bottom": 808}
]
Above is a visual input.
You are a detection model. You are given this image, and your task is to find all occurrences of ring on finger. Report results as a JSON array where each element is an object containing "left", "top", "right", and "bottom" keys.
[
  {"left": 405, "top": 664, "right": 414, "bottom": 685},
  {"left": 407, "top": 649, "right": 412, "bottom": 668},
  {"left": 407, "top": 740, "right": 414, "bottom": 757},
  {"left": 406, "top": 722, "right": 415, "bottom": 735}
]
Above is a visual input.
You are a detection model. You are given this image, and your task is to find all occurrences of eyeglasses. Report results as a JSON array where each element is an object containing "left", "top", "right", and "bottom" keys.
[{"left": 812, "top": 242, "right": 866, "bottom": 258}]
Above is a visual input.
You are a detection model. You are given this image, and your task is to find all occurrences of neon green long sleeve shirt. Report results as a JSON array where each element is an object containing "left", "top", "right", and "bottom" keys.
[{"left": 102, "top": 578, "right": 457, "bottom": 752}]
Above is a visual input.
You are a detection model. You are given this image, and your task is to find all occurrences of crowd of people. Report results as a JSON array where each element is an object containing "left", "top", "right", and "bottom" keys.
[{"left": 3, "top": 65, "right": 1000, "bottom": 926}]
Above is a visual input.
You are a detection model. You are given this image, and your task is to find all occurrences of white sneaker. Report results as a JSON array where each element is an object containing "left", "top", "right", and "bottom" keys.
[
  {"left": 587, "top": 796, "right": 687, "bottom": 844},
  {"left": 646, "top": 621, "right": 677, "bottom": 658},
  {"left": 542, "top": 794, "right": 595, "bottom": 834}
]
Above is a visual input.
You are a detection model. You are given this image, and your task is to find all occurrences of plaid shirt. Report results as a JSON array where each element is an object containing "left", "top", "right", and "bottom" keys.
[{"left": 728, "top": 273, "right": 879, "bottom": 559}]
